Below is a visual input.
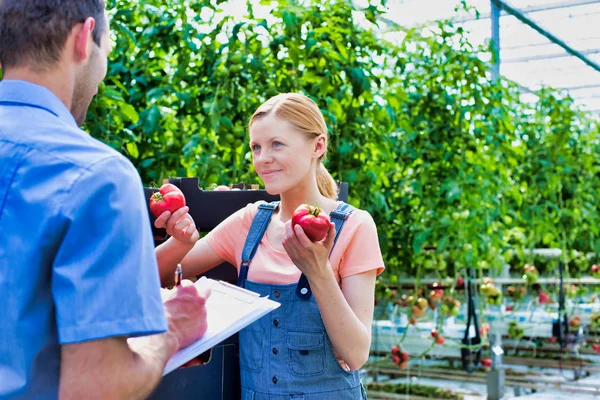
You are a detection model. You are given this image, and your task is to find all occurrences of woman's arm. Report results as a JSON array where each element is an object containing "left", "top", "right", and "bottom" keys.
[
  {"left": 154, "top": 207, "right": 226, "bottom": 286},
  {"left": 310, "top": 268, "right": 376, "bottom": 371},
  {"left": 282, "top": 222, "right": 378, "bottom": 371},
  {"left": 156, "top": 238, "right": 226, "bottom": 286}
]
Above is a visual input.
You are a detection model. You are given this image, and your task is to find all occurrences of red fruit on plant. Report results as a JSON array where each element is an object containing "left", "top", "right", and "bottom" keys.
[
  {"left": 569, "top": 316, "right": 581, "bottom": 328},
  {"left": 412, "top": 305, "right": 426, "bottom": 317},
  {"left": 548, "top": 337, "right": 557, "bottom": 344},
  {"left": 592, "top": 344, "right": 600, "bottom": 354},
  {"left": 291, "top": 204, "right": 331, "bottom": 242},
  {"left": 430, "top": 289, "right": 444, "bottom": 302},
  {"left": 399, "top": 360, "right": 408, "bottom": 370},
  {"left": 591, "top": 265, "right": 600, "bottom": 273},
  {"left": 481, "top": 358, "right": 493, "bottom": 368},
  {"left": 401, "top": 351, "right": 409, "bottom": 362},
  {"left": 149, "top": 184, "right": 186, "bottom": 217},
  {"left": 480, "top": 323, "right": 490, "bottom": 337},
  {"left": 431, "top": 329, "right": 439, "bottom": 338},
  {"left": 392, "top": 355, "right": 401, "bottom": 364},
  {"left": 506, "top": 305, "right": 513, "bottom": 311},
  {"left": 213, "top": 185, "right": 230, "bottom": 191},
  {"left": 409, "top": 317, "right": 418, "bottom": 325},
  {"left": 391, "top": 346, "right": 401, "bottom": 357},
  {"left": 538, "top": 292, "right": 550, "bottom": 304},
  {"left": 456, "top": 276, "right": 465, "bottom": 289},
  {"left": 435, "top": 335, "right": 445, "bottom": 345}
]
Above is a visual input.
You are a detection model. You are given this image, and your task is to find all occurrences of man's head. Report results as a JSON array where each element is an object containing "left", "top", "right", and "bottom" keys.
[{"left": 0, "top": 0, "right": 112, "bottom": 125}]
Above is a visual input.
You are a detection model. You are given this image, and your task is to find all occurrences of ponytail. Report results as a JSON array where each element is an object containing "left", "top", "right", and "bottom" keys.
[{"left": 317, "top": 162, "right": 338, "bottom": 200}]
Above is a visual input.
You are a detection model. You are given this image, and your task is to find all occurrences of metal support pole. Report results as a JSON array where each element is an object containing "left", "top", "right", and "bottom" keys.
[
  {"left": 491, "top": 0, "right": 501, "bottom": 82},
  {"left": 487, "top": 265, "right": 505, "bottom": 399}
]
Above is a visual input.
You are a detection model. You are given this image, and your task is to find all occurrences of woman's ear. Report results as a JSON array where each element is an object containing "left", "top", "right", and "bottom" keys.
[{"left": 314, "top": 135, "right": 327, "bottom": 159}]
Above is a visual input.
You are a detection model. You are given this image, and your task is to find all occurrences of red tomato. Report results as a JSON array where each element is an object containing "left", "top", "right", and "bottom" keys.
[
  {"left": 149, "top": 184, "right": 186, "bottom": 217},
  {"left": 538, "top": 292, "right": 550, "bottom": 304},
  {"left": 481, "top": 358, "right": 493, "bottom": 368},
  {"left": 291, "top": 204, "right": 331, "bottom": 242},
  {"left": 435, "top": 335, "right": 445, "bottom": 345}
]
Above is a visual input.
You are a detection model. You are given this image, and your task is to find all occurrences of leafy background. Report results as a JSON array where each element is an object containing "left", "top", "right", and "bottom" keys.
[{"left": 5, "top": 0, "right": 600, "bottom": 285}]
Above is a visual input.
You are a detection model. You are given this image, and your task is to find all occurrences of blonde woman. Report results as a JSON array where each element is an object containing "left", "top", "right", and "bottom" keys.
[{"left": 155, "top": 93, "right": 384, "bottom": 399}]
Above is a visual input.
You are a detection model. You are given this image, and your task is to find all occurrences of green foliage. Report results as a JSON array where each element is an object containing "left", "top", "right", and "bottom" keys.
[{"left": 3, "top": 0, "right": 599, "bottom": 282}]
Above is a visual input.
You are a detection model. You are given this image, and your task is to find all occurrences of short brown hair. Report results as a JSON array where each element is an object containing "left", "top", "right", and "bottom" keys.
[{"left": 0, "top": 0, "right": 106, "bottom": 69}]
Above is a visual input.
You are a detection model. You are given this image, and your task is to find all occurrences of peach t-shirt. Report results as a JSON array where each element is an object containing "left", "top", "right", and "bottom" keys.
[{"left": 205, "top": 201, "right": 385, "bottom": 284}]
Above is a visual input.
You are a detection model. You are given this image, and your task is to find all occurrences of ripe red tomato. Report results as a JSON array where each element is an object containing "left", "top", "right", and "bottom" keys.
[
  {"left": 149, "top": 183, "right": 186, "bottom": 217},
  {"left": 481, "top": 358, "right": 493, "bottom": 368},
  {"left": 435, "top": 335, "right": 445, "bottom": 345},
  {"left": 291, "top": 204, "right": 331, "bottom": 242}
]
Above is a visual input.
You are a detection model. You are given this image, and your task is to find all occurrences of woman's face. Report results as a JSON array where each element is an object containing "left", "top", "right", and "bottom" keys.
[{"left": 249, "top": 115, "right": 317, "bottom": 195}]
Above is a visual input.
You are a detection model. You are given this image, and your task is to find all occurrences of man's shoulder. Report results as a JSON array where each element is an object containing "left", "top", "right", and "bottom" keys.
[{"left": 0, "top": 110, "right": 134, "bottom": 176}]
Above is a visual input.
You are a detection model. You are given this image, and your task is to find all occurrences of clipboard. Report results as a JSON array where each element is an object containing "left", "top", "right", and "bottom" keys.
[{"left": 161, "top": 277, "right": 280, "bottom": 375}]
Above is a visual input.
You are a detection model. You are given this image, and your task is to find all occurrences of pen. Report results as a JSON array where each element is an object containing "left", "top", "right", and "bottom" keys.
[{"left": 175, "top": 263, "right": 183, "bottom": 287}]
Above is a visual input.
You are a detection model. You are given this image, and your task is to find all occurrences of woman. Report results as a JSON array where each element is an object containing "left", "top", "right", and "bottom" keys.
[{"left": 155, "top": 93, "right": 384, "bottom": 399}]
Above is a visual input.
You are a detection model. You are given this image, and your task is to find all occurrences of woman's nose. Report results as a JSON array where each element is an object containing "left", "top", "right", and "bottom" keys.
[{"left": 255, "top": 149, "right": 273, "bottom": 164}]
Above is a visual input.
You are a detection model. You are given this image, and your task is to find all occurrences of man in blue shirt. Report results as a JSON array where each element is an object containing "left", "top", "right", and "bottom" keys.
[{"left": 0, "top": 1, "right": 210, "bottom": 398}]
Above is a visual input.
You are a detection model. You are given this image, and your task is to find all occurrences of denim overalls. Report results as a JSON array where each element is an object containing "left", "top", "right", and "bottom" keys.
[{"left": 237, "top": 202, "right": 368, "bottom": 400}]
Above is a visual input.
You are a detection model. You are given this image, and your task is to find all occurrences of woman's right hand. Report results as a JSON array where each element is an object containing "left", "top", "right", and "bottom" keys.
[{"left": 154, "top": 206, "right": 199, "bottom": 246}]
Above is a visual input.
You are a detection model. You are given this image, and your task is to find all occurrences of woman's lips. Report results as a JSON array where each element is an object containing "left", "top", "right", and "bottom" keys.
[{"left": 262, "top": 170, "right": 281, "bottom": 178}]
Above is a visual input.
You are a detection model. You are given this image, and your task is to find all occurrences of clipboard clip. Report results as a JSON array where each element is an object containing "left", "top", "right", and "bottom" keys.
[{"left": 213, "top": 280, "right": 262, "bottom": 304}]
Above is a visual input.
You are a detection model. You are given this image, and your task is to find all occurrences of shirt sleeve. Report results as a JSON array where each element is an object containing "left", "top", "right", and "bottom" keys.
[
  {"left": 52, "top": 155, "right": 168, "bottom": 344},
  {"left": 204, "top": 203, "right": 258, "bottom": 267},
  {"left": 338, "top": 210, "right": 385, "bottom": 279}
]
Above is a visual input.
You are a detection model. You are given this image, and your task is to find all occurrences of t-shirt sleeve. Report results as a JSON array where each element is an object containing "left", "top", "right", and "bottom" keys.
[
  {"left": 204, "top": 203, "right": 258, "bottom": 267},
  {"left": 338, "top": 210, "right": 385, "bottom": 279},
  {"left": 52, "top": 155, "right": 168, "bottom": 344}
]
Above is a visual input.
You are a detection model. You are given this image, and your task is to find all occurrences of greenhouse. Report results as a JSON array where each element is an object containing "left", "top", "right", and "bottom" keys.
[{"left": 1, "top": 0, "right": 600, "bottom": 399}]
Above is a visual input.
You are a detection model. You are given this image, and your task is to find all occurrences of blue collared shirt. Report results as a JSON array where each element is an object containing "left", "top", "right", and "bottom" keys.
[{"left": 0, "top": 80, "right": 168, "bottom": 399}]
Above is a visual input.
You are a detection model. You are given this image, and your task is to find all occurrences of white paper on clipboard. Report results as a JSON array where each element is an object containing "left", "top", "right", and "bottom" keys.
[{"left": 162, "top": 277, "right": 280, "bottom": 375}]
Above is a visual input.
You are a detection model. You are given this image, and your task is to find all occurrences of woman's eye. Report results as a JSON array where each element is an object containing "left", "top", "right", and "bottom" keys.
[
  {"left": 272, "top": 141, "right": 283, "bottom": 148},
  {"left": 252, "top": 144, "right": 261, "bottom": 151}
]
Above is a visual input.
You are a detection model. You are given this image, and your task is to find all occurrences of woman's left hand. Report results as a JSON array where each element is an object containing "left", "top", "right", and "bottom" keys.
[{"left": 282, "top": 221, "right": 336, "bottom": 280}]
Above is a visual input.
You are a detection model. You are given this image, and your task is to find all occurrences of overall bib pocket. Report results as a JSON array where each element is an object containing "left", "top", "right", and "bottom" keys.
[
  {"left": 240, "top": 325, "right": 264, "bottom": 372},
  {"left": 286, "top": 330, "right": 326, "bottom": 376}
]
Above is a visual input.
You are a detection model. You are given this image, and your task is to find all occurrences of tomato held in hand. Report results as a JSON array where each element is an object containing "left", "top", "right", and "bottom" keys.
[
  {"left": 149, "top": 183, "right": 186, "bottom": 217},
  {"left": 291, "top": 204, "right": 331, "bottom": 242}
]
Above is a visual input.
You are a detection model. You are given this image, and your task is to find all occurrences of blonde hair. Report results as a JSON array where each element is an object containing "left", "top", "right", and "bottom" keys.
[{"left": 249, "top": 93, "right": 338, "bottom": 200}]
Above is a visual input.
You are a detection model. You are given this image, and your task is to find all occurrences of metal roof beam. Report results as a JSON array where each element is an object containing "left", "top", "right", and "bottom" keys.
[
  {"left": 455, "top": 0, "right": 600, "bottom": 23},
  {"left": 503, "top": 48, "right": 600, "bottom": 63},
  {"left": 492, "top": 0, "right": 600, "bottom": 73}
]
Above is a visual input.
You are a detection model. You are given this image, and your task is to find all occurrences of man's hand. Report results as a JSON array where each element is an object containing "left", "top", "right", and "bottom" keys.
[{"left": 163, "top": 280, "right": 210, "bottom": 349}]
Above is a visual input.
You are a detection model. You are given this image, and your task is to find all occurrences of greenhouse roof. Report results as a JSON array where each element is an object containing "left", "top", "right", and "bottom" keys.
[{"left": 382, "top": 0, "right": 600, "bottom": 116}]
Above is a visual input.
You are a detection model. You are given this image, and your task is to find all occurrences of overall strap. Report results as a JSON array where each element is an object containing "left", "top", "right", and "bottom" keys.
[
  {"left": 296, "top": 202, "right": 356, "bottom": 300},
  {"left": 236, "top": 201, "right": 280, "bottom": 288}
]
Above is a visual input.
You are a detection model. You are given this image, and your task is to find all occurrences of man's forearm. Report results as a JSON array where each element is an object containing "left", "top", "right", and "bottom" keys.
[
  {"left": 125, "top": 331, "right": 180, "bottom": 399},
  {"left": 59, "top": 332, "right": 179, "bottom": 400}
]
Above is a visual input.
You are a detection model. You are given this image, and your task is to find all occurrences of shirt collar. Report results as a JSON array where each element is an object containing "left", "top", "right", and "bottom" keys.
[{"left": 0, "top": 79, "right": 78, "bottom": 127}]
